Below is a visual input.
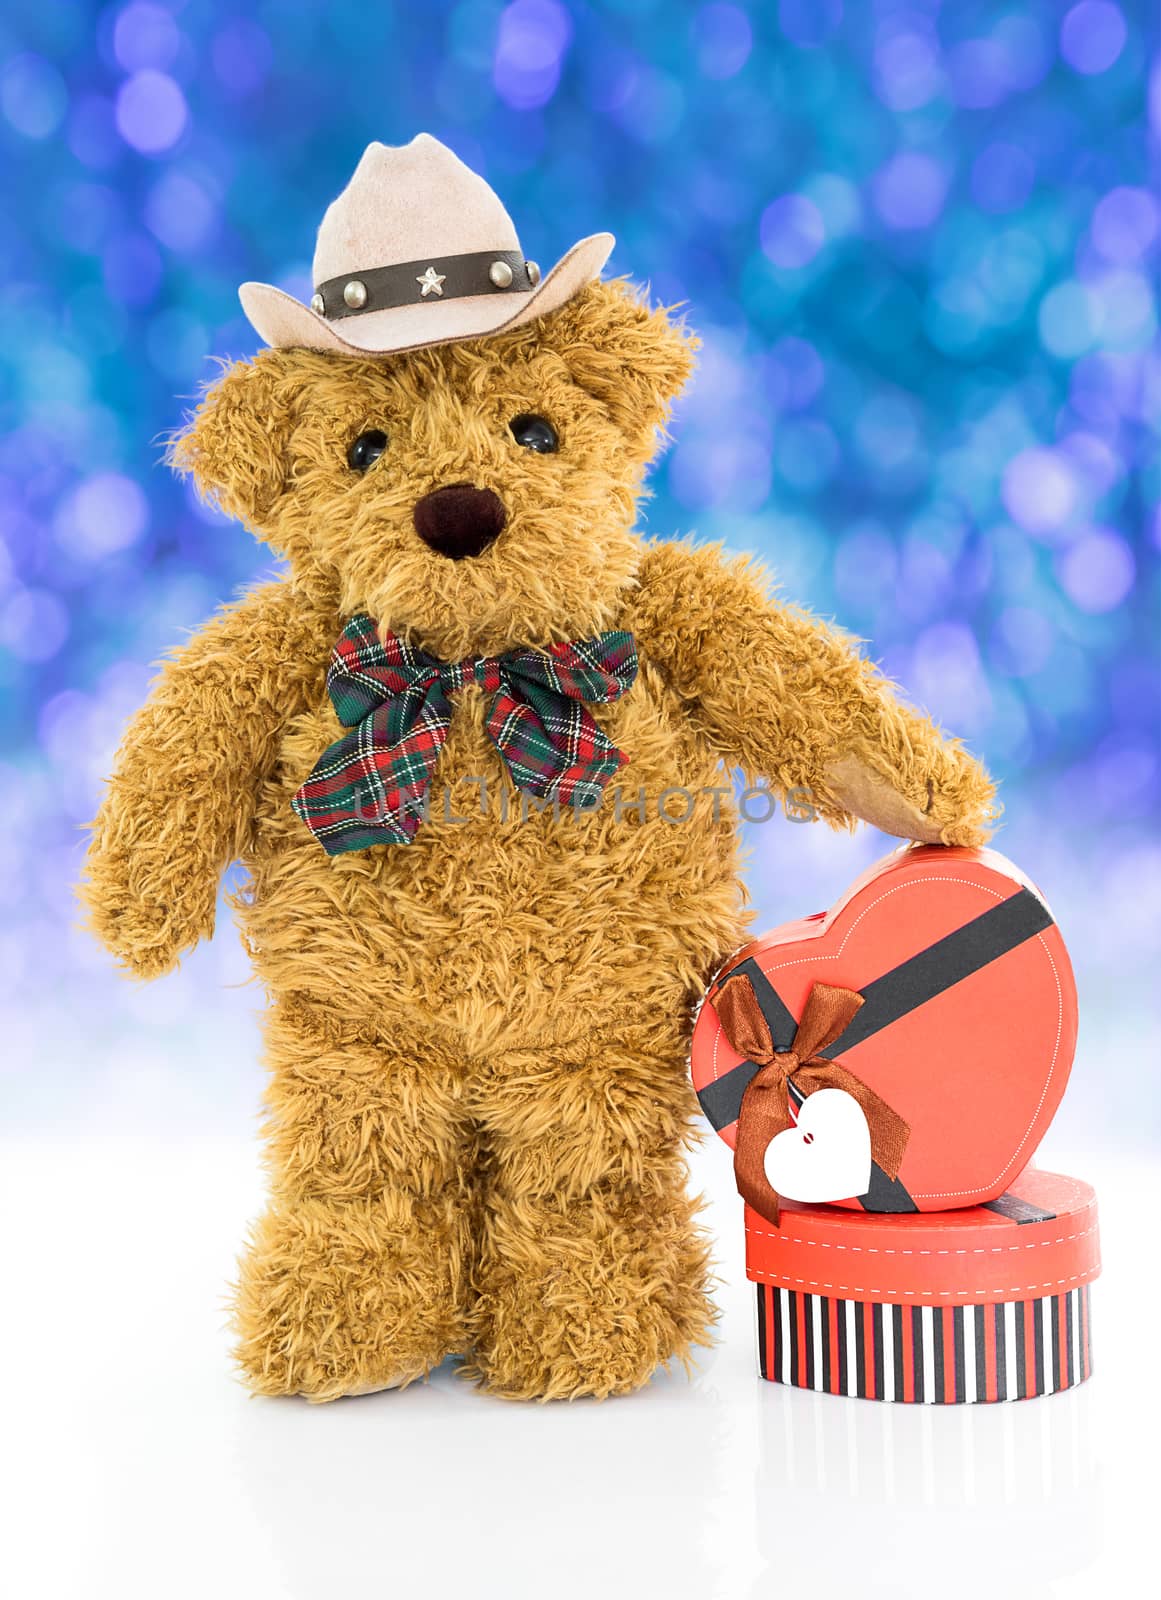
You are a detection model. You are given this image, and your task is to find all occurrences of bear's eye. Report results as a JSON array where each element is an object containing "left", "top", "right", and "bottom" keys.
[
  {"left": 348, "top": 430, "right": 388, "bottom": 472},
  {"left": 509, "top": 413, "right": 558, "bottom": 454}
]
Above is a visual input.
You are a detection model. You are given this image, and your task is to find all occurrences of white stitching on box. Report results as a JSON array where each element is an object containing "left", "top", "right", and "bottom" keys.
[
  {"left": 744, "top": 1263, "right": 1101, "bottom": 1298},
  {"left": 744, "top": 1219, "right": 1099, "bottom": 1257}
]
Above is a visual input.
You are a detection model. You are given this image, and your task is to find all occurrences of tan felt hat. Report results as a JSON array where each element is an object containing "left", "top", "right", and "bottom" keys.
[{"left": 238, "top": 134, "right": 615, "bottom": 357}]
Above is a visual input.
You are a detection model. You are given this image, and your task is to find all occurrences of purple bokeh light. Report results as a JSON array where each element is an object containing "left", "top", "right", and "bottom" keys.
[
  {"left": 834, "top": 525, "right": 897, "bottom": 614},
  {"left": 0, "top": 589, "right": 70, "bottom": 664},
  {"left": 1001, "top": 448, "right": 1079, "bottom": 536},
  {"left": 897, "top": 533, "right": 954, "bottom": 623},
  {"left": 692, "top": 5, "right": 752, "bottom": 81},
  {"left": 947, "top": 39, "right": 1010, "bottom": 110},
  {"left": 971, "top": 142, "right": 1036, "bottom": 214},
  {"left": 760, "top": 194, "right": 825, "bottom": 269},
  {"left": 1092, "top": 187, "right": 1159, "bottom": 264},
  {"left": 115, "top": 69, "right": 188, "bottom": 154},
  {"left": 872, "top": 152, "right": 949, "bottom": 231},
  {"left": 144, "top": 172, "right": 218, "bottom": 253},
  {"left": 910, "top": 622, "right": 992, "bottom": 735},
  {"left": 778, "top": 0, "right": 842, "bottom": 49},
  {"left": 67, "top": 95, "right": 121, "bottom": 169},
  {"left": 55, "top": 474, "right": 149, "bottom": 561},
  {"left": 992, "top": 14, "right": 1054, "bottom": 92},
  {"left": 55, "top": 184, "right": 122, "bottom": 253},
  {"left": 1058, "top": 528, "right": 1136, "bottom": 612},
  {"left": 1088, "top": 739, "right": 1158, "bottom": 823},
  {"left": 763, "top": 336, "right": 825, "bottom": 412},
  {"left": 146, "top": 308, "right": 210, "bottom": 381},
  {"left": 102, "top": 233, "right": 164, "bottom": 307},
  {"left": 1038, "top": 279, "right": 1101, "bottom": 359},
  {"left": 1088, "top": 268, "right": 1157, "bottom": 350},
  {"left": 1069, "top": 350, "right": 1143, "bottom": 425},
  {"left": 493, "top": 1, "right": 573, "bottom": 111},
  {"left": 872, "top": 27, "right": 943, "bottom": 113},
  {"left": 211, "top": 19, "right": 274, "bottom": 97},
  {"left": 669, "top": 433, "right": 771, "bottom": 515},
  {"left": 0, "top": 53, "right": 68, "bottom": 141},
  {"left": 692, "top": 164, "right": 751, "bottom": 225},
  {"left": 773, "top": 418, "right": 839, "bottom": 493},
  {"left": 1060, "top": 430, "right": 1123, "bottom": 501},
  {"left": 113, "top": 3, "right": 181, "bottom": 73},
  {"left": 1060, "top": 2, "right": 1127, "bottom": 76},
  {"left": 609, "top": 66, "right": 684, "bottom": 144},
  {"left": 947, "top": 17, "right": 1054, "bottom": 106},
  {"left": 854, "top": 392, "right": 922, "bottom": 472},
  {"left": 991, "top": 606, "right": 1056, "bottom": 678}
]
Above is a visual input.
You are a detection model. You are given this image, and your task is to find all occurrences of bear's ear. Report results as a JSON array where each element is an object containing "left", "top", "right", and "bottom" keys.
[
  {"left": 168, "top": 350, "right": 304, "bottom": 530},
  {"left": 541, "top": 278, "right": 698, "bottom": 447}
]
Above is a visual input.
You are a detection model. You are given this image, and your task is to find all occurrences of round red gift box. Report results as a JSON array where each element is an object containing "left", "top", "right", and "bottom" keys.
[
  {"left": 691, "top": 844, "right": 1078, "bottom": 1213},
  {"left": 747, "top": 1167, "right": 1099, "bottom": 1403}
]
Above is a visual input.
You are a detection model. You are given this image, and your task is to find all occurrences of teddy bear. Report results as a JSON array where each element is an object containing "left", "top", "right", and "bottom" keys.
[{"left": 81, "top": 136, "right": 997, "bottom": 1402}]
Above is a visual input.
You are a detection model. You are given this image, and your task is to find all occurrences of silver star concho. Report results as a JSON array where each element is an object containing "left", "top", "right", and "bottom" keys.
[{"left": 416, "top": 266, "right": 446, "bottom": 298}]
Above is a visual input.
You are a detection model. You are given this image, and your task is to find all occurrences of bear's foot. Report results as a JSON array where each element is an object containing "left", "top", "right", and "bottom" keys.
[
  {"left": 233, "top": 1189, "right": 470, "bottom": 1401},
  {"left": 468, "top": 1177, "right": 716, "bottom": 1401}
]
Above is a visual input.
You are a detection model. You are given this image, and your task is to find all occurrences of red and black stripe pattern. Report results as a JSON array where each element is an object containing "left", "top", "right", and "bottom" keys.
[
  {"left": 290, "top": 614, "right": 637, "bottom": 854},
  {"left": 756, "top": 1284, "right": 1093, "bottom": 1402}
]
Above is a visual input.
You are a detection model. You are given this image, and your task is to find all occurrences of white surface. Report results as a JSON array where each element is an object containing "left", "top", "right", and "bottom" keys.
[{"left": 0, "top": 1137, "right": 1153, "bottom": 1600}]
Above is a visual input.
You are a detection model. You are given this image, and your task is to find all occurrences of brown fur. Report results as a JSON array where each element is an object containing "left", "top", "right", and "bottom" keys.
[{"left": 81, "top": 280, "right": 997, "bottom": 1401}]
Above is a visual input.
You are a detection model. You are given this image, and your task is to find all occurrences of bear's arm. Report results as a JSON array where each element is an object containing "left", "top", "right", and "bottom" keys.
[
  {"left": 80, "top": 579, "right": 322, "bottom": 980},
  {"left": 630, "top": 540, "right": 998, "bottom": 845}
]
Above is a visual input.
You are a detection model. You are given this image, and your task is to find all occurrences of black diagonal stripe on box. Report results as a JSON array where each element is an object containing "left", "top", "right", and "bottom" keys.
[
  {"left": 983, "top": 1192, "right": 1057, "bottom": 1224},
  {"left": 781, "top": 1049, "right": 916, "bottom": 1213},
  {"left": 695, "top": 886, "right": 1053, "bottom": 1132},
  {"left": 819, "top": 887, "right": 1054, "bottom": 1056},
  {"left": 693, "top": 956, "right": 796, "bottom": 1129},
  {"left": 858, "top": 1165, "right": 918, "bottom": 1213}
]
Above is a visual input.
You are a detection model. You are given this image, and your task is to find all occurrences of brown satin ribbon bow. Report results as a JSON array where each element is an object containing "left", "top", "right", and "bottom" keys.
[{"left": 713, "top": 973, "right": 911, "bottom": 1227}]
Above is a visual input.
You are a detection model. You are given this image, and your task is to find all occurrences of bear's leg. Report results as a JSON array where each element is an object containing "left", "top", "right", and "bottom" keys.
[
  {"left": 233, "top": 998, "right": 474, "bottom": 1401},
  {"left": 469, "top": 1019, "right": 716, "bottom": 1399}
]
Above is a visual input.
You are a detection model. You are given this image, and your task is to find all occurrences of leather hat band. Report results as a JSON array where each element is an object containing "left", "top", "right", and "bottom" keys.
[{"left": 313, "top": 249, "right": 538, "bottom": 320}]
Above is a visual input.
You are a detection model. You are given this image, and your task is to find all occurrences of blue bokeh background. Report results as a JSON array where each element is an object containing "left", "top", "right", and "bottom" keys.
[{"left": 1, "top": 1, "right": 1157, "bottom": 1149}]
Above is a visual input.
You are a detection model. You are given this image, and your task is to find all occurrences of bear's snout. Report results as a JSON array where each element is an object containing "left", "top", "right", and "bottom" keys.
[{"left": 413, "top": 484, "right": 507, "bottom": 560}]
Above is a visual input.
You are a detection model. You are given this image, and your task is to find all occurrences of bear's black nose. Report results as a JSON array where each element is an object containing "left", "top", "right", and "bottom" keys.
[{"left": 413, "top": 484, "right": 507, "bottom": 560}]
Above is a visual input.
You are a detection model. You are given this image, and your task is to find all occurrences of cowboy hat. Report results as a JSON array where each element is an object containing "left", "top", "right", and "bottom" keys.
[{"left": 239, "top": 134, "right": 615, "bottom": 357}]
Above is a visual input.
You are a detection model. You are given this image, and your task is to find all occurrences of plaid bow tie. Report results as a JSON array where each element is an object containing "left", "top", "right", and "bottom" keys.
[{"left": 291, "top": 614, "right": 638, "bottom": 855}]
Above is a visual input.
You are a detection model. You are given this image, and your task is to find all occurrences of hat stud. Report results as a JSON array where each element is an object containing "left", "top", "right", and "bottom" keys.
[
  {"left": 488, "top": 259, "right": 514, "bottom": 289},
  {"left": 526, "top": 261, "right": 541, "bottom": 286},
  {"left": 310, "top": 293, "right": 325, "bottom": 315},
  {"left": 416, "top": 266, "right": 446, "bottom": 298},
  {"left": 343, "top": 279, "right": 368, "bottom": 309}
]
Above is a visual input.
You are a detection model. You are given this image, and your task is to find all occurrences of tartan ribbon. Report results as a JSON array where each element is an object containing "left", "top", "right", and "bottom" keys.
[
  {"left": 291, "top": 614, "right": 638, "bottom": 855},
  {"left": 714, "top": 973, "right": 911, "bottom": 1228}
]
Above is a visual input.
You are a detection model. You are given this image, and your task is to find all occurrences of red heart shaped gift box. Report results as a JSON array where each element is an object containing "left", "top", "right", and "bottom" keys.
[{"left": 691, "top": 845, "right": 1077, "bottom": 1214}]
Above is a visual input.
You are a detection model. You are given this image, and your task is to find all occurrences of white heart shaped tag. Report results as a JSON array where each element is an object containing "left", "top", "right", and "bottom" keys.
[{"left": 763, "top": 1088, "right": 872, "bottom": 1204}]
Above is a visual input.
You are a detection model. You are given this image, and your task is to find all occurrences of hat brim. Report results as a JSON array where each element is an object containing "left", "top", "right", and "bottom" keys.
[{"left": 238, "top": 233, "right": 615, "bottom": 357}]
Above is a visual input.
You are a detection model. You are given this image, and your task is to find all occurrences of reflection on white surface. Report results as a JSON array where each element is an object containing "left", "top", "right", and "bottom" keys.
[
  {"left": 754, "top": 1383, "right": 1097, "bottom": 1596},
  {"left": 0, "top": 1135, "right": 1150, "bottom": 1600}
]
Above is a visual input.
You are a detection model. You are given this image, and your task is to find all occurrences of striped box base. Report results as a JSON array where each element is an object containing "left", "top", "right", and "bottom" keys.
[
  {"left": 757, "top": 1284, "right": 1092, "bottom": 1403},
  {"left": 747, "top": 1168, "right": 1099, "bottom": 1404}
]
